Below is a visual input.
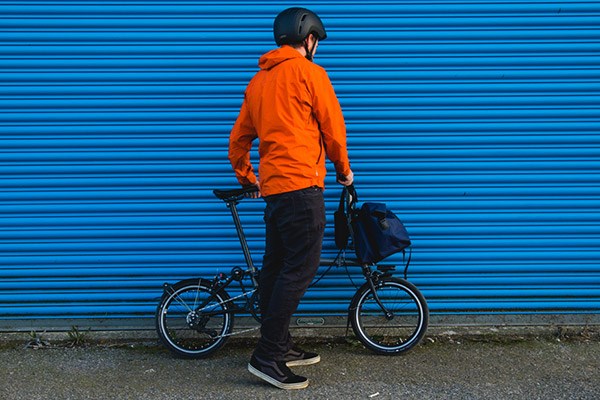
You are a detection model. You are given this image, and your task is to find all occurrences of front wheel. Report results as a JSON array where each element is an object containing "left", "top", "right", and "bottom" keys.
[
  {"left": 156, "top": 278, "right": 234, "bottom": 358},
  {"left": 349, "top": 277, "right": 428, "bottom": 355}
]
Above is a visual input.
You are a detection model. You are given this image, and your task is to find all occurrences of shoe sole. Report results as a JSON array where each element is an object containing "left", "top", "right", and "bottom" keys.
[
  {"left": 285, "top": 355, "right": 321, "bottom": 367},
  {"left": 247, "top": 363, "right": 309, "bottom": 390}
]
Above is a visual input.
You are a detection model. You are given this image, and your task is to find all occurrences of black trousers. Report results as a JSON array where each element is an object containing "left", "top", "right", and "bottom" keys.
[{"left": 254, "top": 186, "right": 325, "bottom": 360}]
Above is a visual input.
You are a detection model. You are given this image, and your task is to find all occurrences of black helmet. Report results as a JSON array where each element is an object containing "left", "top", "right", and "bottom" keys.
[{"left": 273, "top": 7, "right": 327, "bottom": 46}]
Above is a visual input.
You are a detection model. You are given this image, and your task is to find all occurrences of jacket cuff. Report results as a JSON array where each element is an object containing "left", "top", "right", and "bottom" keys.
[
  {"left": 336, "top": 165, "right": 352, "bottom": 178},
  {"left": 237, "top": 172, "right": 257, "bottom": 187}
]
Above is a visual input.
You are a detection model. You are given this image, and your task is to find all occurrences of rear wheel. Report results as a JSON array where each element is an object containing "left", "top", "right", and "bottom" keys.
[
  {"left": 350, "top": 277, "right": 428, "bottom": 355},
  {"left": 156, "top": 278, "right": 234, "bottom": 358}
]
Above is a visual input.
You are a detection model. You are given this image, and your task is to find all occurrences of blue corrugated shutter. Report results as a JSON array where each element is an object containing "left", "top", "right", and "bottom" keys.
[{"left": 1, "top": 1, "right": 599, "bottom": 327}]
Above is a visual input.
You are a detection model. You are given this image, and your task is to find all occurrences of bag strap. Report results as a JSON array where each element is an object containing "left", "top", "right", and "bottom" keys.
[
  {"left": 403, "top": 247, "right": 412, "bottom": 280},
  {"left": 337, "top": 186, "right": 346, "bottom": 214},
  {"left": 339, "top": 184, "right": 358, "bottom": 215},
  {"left": 345, "top": 184, "right": 358, "bottom": 211}
]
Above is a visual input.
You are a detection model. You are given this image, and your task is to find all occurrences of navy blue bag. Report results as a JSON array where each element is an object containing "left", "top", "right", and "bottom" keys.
[{"left": 348, "top": 188, "right": 411, "bottom": 265}]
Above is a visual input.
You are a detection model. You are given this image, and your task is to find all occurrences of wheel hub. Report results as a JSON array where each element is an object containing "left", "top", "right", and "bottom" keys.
[{"left": 186, "top": 311, "right": 200, "bottom": 328}]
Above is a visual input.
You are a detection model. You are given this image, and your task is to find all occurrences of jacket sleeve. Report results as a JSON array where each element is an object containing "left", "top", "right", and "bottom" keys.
[
  {"left": 228, "top": 98, "right": 258, "bottom": 186},
  {"left": 310, "top": 67, "right": 352, "bottom": 177}
]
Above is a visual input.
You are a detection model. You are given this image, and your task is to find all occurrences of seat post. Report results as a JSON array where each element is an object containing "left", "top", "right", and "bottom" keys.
[{"left": 226, "top": 200, "right": 256, "bottom": 274}]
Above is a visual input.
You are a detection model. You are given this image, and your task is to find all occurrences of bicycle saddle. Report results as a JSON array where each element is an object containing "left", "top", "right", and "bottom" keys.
[{"left": 213, "top": 186, "right": 259, "bottom": 201}]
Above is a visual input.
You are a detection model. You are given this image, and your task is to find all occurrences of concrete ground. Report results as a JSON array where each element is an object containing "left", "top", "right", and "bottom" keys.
[{"left": 0, "top": 327, "right": 599, "bottom": 399}]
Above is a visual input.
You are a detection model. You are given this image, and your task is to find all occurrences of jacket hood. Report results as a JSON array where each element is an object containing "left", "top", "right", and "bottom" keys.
[{"left": 258, "top": 46, "right": 303, "bottom": 70}]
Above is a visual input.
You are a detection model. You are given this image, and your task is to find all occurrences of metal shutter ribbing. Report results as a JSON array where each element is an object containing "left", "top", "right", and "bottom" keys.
[{"left": 1, "top": 1, "right": 599, "bottom": 329}]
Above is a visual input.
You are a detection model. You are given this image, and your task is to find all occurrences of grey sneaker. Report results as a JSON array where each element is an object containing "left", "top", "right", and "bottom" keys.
[
  {"left": 284, "top": 346, "right": 321, "bottom": 367},
  {"left": 248, "top": 354, "right": 309, "bottom": 390}
]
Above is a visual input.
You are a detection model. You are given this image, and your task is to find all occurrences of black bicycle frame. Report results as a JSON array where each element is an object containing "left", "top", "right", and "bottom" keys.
[
  {"left": 225, "top": 198, "right": 258, "bottom": 287},
  {"left": 220, "top": 190, "right": 393, "bottom": 319}
]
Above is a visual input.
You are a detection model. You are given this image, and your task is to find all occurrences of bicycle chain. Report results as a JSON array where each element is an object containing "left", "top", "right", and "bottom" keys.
[
  {"left": 214, "top": 325, "right": 260, "bottom": 339},
  {"left": 171, "top": 288, "right": 260, "bottom": 339}
]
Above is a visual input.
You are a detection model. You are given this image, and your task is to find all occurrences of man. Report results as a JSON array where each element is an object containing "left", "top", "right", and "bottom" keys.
[{"left": 228, "top": 7, "right": 353, "bottom": 390}]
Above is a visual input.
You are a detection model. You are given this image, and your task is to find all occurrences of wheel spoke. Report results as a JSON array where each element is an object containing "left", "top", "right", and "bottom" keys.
[
  {"left": 156, "top": 282, "right": 233, "bottom": 358},
  {"left": 169, "top": 292, "right": 195, "bottom": 313},
  {"left": 351, "top": 278, "right": 428, "bottom": 354}
]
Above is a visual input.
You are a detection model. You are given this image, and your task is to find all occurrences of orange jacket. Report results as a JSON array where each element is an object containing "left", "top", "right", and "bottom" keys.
[{"left": 229, "top": 45, "right": 351, "bottom": 197}]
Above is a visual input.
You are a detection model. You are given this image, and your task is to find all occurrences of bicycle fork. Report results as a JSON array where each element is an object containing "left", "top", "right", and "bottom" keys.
[
  {"left": 346, "top": 265, "right": 394, "bottom": 336},
  {"left": 364, "top": 265, "right": 394, "bottom": 319}
]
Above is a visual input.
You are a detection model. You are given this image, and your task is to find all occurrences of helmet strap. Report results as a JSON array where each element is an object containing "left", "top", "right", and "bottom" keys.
[{"left": 303, "top": 35, "right": 317, "bottom": 62}]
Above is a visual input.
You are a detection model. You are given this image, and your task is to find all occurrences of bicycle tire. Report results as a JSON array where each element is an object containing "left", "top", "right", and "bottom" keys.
[
  {"left": 156, "top": 278, "right": 234, "bottom": 358},
  {"left": 349, "top": 277, "right": 428, "bottom": 355}
]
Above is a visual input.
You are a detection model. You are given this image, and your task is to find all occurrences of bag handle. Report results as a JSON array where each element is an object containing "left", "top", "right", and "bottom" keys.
[
  {"left": 334, "top": 185, "right": 357, "bottom": 250},
  {"left": 341, "top": 184, "right": 358, "bottom": 213}
]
